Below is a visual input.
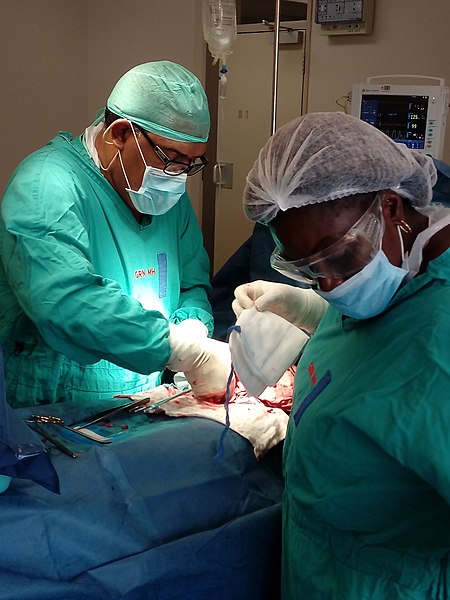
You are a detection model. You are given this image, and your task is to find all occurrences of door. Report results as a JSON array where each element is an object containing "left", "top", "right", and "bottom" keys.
[{"left": 211, "top": 22, "right": 308, "bottom": 273}]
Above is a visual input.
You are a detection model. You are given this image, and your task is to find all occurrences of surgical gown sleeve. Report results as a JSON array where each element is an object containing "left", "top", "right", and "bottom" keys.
[
  {"left": 168, "top": 193, "right": 213, "bottom": 335},
  {"left": 0, "top": 145, "right": 171, "bottom": 374}
]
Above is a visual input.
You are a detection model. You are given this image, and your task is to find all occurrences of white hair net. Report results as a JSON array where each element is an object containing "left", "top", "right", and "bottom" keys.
[{"left": 244, "top": 112, "right": 437, "bottom": 224}]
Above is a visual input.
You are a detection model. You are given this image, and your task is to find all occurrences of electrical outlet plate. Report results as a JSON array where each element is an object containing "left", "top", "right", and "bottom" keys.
[
  {"left": 320, "top": 21, "right": 372, "bottom": 35},
  {"left": 316, "top": 0, "right": 375, "bottom": 36}
]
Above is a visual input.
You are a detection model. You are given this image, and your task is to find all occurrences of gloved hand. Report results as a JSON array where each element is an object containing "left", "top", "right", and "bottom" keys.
[
  {"left": 175, "top": 318, "right": 209, "bottom": 338},
  {"left": 232, "top": 280, "right": 328, "bottom": 333},
  {"left": 167, "top": 323, "right": 233, "bottom": 403}
]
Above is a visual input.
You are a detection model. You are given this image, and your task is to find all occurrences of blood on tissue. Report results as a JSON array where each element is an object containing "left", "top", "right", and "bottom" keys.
[{"left": 233, "top": 366, "right": 296, "bottom": 412}]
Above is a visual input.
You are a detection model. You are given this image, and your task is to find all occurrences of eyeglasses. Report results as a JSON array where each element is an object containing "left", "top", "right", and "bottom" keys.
[
  {"left": 270, "top": 193, "right": 385, "bottom": 287},
  {"left": 136, "top": 126, "right": 208, "bottom": 176}
]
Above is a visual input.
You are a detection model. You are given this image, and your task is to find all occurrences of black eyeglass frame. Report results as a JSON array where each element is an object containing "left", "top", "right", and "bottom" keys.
[{"left": 135, "top": 125, "right": 208, "bottom": 176}]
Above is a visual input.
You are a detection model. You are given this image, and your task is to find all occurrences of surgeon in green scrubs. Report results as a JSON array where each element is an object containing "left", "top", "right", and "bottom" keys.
[
  {"left": 0, "top": 61, "right": 231, "bottom": 407},
  {"left": 233, "top": 112, "right": 450, "bottom": 598}
]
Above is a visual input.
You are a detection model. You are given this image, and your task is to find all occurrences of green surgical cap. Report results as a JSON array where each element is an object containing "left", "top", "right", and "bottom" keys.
[{"left": 106, "top": 61, "right": 210, "bottom": 143}]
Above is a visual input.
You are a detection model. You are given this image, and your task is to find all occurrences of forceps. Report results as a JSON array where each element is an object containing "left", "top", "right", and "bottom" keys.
[
  {"left": 130, "top": 387, "right": 193, "bottom": 413},
  {"left": 26, "top": 420, "right": 79, "bottom": 459},
  {"left": 27, "top": 414, "right": 112, "bottom": 443},
  {"left": 73, "top": 386, "right": 193, "bottom": 424}
]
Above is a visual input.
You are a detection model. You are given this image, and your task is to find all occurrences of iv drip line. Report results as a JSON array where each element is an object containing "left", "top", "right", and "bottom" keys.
[{"left": 202, "top": 0, "right": 237, "bottom": 198}]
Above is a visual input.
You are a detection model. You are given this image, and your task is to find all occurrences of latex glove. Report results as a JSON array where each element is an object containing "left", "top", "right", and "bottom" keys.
[
  {"left": 232, "top": 280, "right": 328, "bottom": 333},
  {"left": 175, "top": 318, "right": 209, "bottom": 338},
  {"left": 167, "top": 324, "right": 233, "bottom": 403}
]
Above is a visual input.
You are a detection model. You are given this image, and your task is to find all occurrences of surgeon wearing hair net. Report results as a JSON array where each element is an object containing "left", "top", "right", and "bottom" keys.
[
  {"left": 233, "top": 112, "right": 450, "bottom": 598},
  {"left": 0, "top": 61, "right": 231, "bottom": 407}
]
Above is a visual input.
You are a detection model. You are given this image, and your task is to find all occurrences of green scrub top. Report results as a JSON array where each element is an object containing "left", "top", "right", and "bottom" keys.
[
  {"left": 0, "top": 132, "right": 213, "bottom": 407},
  {"left": 283, "top": 248, "right": 450, "bottom": 599}
]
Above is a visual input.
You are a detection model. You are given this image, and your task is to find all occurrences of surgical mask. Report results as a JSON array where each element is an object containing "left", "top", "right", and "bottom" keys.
[
  {"left": 229, "top": 306, "right": 309, "bottom": 398},
  {"left": 316, "top": 227, "right": 408, "bottom": 320},
  {"left": 101, "top": 121, "right": 187, "bottom": 215},
  {"left": 119, "top": 126, "right": 187, "bottom": 215}
]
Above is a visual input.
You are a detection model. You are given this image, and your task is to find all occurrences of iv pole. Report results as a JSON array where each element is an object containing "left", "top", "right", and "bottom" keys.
[{"left": 271, "top": 0, "right": 281, "bottom": 135}]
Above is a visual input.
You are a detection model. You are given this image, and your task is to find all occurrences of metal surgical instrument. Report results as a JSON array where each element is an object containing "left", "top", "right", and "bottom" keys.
[
  {"left": 131, "top": 387, "right": 193, "bottom": 413},
  {"left": 25, "top": 421, "right": 79, "bottom": 458},
  {"left": 28, "top": 414, "right": 112, "bottom": 444}
]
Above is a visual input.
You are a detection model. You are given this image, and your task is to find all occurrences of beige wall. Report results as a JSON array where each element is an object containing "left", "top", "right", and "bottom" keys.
[
  {"left": 307, "top": 0, "right": 450, "bottom": 162},
  {"left": 0, "top": 0, "right": 88, "bottom": 193}
]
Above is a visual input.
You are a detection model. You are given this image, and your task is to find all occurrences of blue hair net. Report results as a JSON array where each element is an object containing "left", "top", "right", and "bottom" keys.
[
  {"left": 106, "top": 61, "right": 210, "bottom": 143},
  {"left": 244, "top": 112, "right": 437, "bottom": 224}
]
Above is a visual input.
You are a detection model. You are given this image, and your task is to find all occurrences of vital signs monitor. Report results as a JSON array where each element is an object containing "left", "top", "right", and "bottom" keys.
[{"left": 351, "top": 76, "right": 449, "bottom": 159}]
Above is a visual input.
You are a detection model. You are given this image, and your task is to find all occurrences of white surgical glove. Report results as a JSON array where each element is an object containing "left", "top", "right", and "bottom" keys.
[
  {"left": 167, "top": 323, "right": 233, "bottom": 403},
  {"left": 232, "top": 280, "right": 328, "bottom": 333},
  {"left": 175, "top": 318, "right": 209, "bottom": 338}
]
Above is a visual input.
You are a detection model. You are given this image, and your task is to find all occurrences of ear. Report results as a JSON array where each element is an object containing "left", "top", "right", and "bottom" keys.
[
  {"left": 380, "top": 191, "right": 405, "bottom": 227},
  {"left": 108, "top": 119, "right": 132, "bottom": 150}
]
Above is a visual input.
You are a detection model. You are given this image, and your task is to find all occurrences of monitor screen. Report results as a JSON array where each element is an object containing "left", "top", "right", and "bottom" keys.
[{"left": 359, "top": 94, "right": 429, "bottom": 150}]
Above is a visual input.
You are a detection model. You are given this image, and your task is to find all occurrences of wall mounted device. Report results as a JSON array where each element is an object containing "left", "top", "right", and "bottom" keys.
[
  {"left": 351, "top": 75, "right": 449, "bottom": 159},
  {"left": 315, "top": 0, "right": 375, "bottom": 35}
]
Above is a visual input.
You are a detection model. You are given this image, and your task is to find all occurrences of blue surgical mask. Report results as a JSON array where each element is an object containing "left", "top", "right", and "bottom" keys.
[
  {"left": 316, "top": 228, "right": 408, "bottom": 320},
  {"left": 123, "top": 161, "right": 187, "bottom": 215},
  {"left": 119, "top": 123, "right": 187, "bottom": 215}
]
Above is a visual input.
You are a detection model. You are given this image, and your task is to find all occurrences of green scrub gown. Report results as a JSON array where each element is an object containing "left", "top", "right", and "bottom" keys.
[
  {"left": 283, "top": 249, "right": 450, "bottom": 599},
  {"left": 0, "top": 132, "right": 213, "bottom": 407}
]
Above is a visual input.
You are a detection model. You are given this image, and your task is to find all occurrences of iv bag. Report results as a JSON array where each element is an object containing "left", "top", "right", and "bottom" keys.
[{"left": 202, "top": 0, "right": 237, "bottom": 63}]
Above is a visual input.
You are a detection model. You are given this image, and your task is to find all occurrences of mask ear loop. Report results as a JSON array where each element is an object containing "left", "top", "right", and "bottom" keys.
[
  {"left": 99, "top": 122, "right": 119, "bottom": 172},
  {"left": 397, "top": 220, "right": 411, "bottom": 266},
  {"left": 128, "top": 122, "right": 149, "bottom": 167},
  {"left": 117, "top": 151, "right": 132, "bottom": 189},
  {"left": 101, "top": 120, "right": 143, "bottom": 190},
  {"left": 117, "top": 122, "right": 149, "bottom": 190}
]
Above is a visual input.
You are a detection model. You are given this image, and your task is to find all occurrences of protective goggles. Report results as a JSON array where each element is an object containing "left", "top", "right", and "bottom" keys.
[{"left": 270, "top": 193, "right": 385, "bottom": 287}]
